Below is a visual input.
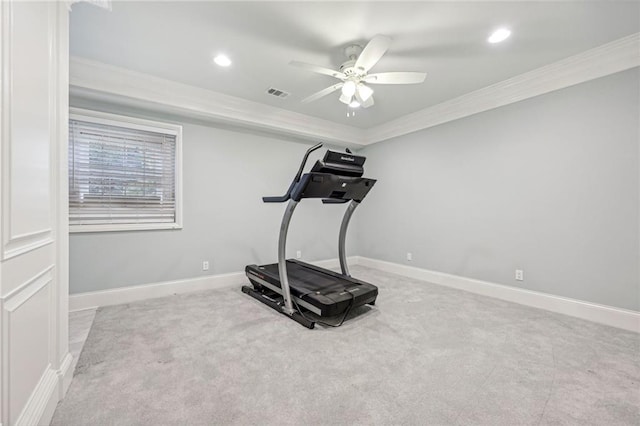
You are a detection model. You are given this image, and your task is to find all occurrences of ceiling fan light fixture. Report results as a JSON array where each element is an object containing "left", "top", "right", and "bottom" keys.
[
  {"left": 339, "top": 92, "right": 353, "bottom": 105},
  {"left": 342, "top": 80, "right": 357, "bottom": 97},
  {"left": 357, "top": 83, "right": 374, "bottom": 102},
  {"left": 349, "top": 100, "right": 361, "bottom": 108},
  {"left": 488, "top": 28, "right": 511, "bottom": 44}
]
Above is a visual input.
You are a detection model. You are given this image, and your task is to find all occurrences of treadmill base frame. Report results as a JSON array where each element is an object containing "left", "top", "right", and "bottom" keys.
[{"left": 241, "top": 284, "right": 316, "bottom": 329}]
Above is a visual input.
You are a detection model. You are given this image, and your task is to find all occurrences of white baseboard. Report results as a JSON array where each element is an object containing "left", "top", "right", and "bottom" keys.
[
  {"left": 15, "top": 352, "right": 72, "bottom": 426},
  {"left": 69, "top": 272, "right": 247, "bottom": 312},
  {"left": 356, "top": 256, "right": 640, "bottom": 333},
  {"left": 307, "top": 257, "right": 344, "bottom": 270},
  {"left": 57, "top": 352, "right": 74, "bottom": 399},
  {"left": 68, "top": 256, "right": 638, "bottom": 332},
  {"left": 68, "top": 257, "right": 354, "bottom": 312},
  {"left": 14, "top": 366, "right": 59, "bottom": 426}
]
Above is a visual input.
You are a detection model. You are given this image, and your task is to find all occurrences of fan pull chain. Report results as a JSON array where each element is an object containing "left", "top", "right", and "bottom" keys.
[{"left": 346, "top": 107, "right": 356, "bottom": 118}]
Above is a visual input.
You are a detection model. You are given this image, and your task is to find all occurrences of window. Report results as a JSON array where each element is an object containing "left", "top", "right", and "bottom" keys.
[{"left": 68, "top": 108, "right": 182, "bottom": 232}]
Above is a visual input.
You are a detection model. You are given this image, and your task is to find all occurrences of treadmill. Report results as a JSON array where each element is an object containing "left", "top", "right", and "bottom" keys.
[{"left": 243, "top": 143, "right": 378, "bottom": 329}]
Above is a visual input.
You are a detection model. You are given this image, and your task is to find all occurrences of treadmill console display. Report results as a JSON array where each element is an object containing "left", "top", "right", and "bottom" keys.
[
  {"left": 323, "top": 150, "right": 366, "bottom": 167},
  {"left": 311, "top": 150, "right": 366, "bottom": 177}
]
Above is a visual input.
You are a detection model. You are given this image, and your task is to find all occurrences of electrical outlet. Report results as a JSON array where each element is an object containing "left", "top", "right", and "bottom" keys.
[
  {"left": 515, "top": 269, "right": 524, "bottom": 281},
  {"left": 202, "top": 261, "right": 209, "bottom": 271},
  {"left": 407, "top": 252, "right": 412, "bottom": 261},
  {"left": 296, "top": 250, "right": 302, "bottom": 259}
]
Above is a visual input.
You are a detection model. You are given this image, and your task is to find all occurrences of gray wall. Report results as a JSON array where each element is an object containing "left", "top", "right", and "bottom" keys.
[
  {"left": 69, "top": 102, "right": 356, "bottom": 294},
  {"left": 355, "top": 68, "right": 640, "bottom": 311},
  {"left": 71, "top": 69, "right": 639, "bottom": 312}
]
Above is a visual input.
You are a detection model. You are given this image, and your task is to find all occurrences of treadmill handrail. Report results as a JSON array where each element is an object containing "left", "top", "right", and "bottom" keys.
[
  {"left": 278, "top": 199, "right": 299, "bottom": 315},
  {"left": 262, "top": 142, "right": 323, "bottom": 203},
  {"left": 338, "top": 200, "right": 359, "bottom": 276}
]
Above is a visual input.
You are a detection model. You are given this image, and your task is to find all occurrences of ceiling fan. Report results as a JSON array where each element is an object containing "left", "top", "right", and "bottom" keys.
[{"left": 290, "top": 35, "right": 426, "bottom": 109}]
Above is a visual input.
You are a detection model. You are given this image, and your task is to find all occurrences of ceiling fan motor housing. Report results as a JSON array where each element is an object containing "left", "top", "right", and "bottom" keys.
[
  {"left": 340, "top": 44, "right": 364, "bottom": 77},
  {"left": 340, "top": 59, "right": 358, "bottom": 76},
  {"left": 344, "top": 44, "right": 362, "bottom": 59}
]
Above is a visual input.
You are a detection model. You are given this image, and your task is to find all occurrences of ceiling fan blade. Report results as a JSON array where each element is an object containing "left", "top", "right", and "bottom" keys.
[
  {"left": 354, "top": 34, "right": 391, "bottom": 73},
  {"left": 364, "top": 72, "right": 427, "bottom": 84},
  {"left": 355, "top": 90, "right": 374, "bottom": 108},
  {"left": 301, "top": 82, "right": 344, "bottom": 103},
  {"left": 289, "top": 61, "right": 346, "bottom": 79}
]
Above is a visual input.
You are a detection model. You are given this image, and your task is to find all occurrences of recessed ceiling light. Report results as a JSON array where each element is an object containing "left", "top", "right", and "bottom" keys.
[
  {"left": 488, "top": 28, "right": 511, "bottom": 44},
  {"left": 213, "top": 54, "right": 232, "bottom": 67}
]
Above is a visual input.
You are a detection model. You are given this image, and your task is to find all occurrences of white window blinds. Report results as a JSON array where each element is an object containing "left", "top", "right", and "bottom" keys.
[{"left": 69, "top": 115, "right": 179, "bottom": 228}]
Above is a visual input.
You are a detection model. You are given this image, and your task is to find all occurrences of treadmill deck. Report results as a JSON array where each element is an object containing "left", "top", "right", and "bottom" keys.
[{"left": 245, "top": 259, "right": 377, "bottom": 317}]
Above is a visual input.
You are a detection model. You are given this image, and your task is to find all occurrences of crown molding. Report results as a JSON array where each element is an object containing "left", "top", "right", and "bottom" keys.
[
  {"left": 70, "top": 33, "right": 639, "bottom": 147},
  {"left": 69, "top": 57, "right": 365, "bottom": 146},
  {"left": 364, "top": 32, "right": 640, "bottom": 145}
]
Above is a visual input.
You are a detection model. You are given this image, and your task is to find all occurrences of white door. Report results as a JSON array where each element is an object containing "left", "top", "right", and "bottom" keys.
[{"left": 0, "top": 1, "right": 70, "bottom": 425}]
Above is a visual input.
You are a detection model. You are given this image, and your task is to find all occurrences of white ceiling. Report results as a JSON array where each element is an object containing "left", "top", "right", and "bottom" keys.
[{"left": 70, "top": 1, "right": 640, "bottom": 129}]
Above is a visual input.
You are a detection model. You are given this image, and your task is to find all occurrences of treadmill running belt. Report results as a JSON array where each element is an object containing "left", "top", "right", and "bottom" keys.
[{"left": 261, "top": 262, "right": 351, "bottom": 295}]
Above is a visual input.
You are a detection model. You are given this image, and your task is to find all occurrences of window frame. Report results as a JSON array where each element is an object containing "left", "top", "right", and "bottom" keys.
[{"left": 68, "top": 108, "right": 183, "bottom": 233}]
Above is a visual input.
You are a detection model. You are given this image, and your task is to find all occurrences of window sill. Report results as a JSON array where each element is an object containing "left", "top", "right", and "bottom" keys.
[{"left": 69, "top": 223, "right": 183, "bottom": 234}]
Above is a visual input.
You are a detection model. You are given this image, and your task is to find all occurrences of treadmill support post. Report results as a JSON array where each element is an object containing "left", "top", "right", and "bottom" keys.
[
  {"left": 339, "top": 200, "right": 360, "bottom": 277},
  {"left": 278, "top": 199, "right": 299, "bottom": 315}
]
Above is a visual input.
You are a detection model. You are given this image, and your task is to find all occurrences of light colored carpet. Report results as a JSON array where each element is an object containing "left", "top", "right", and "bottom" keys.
[{"left": 52, "top": 266, "right": 639, "bottom": 425}]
